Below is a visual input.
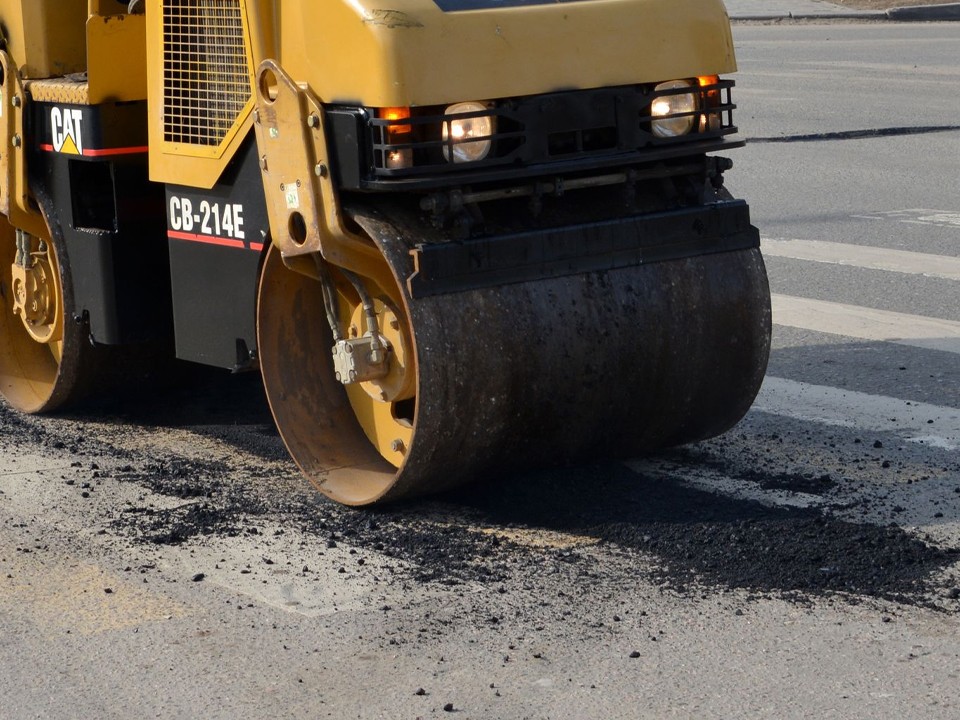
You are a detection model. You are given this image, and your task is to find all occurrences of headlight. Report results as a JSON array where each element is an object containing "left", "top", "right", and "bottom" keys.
[
  {"left": 650, "top": 80, "right": 697, "bottom": 138},
  {"left": 442, "top": 102, "right": 495, "bottom": 163}
]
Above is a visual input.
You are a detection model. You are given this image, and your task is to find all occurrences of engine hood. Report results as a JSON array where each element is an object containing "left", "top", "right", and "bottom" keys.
[{"left": 277, "top": 0, "right": 737, "bottom": 107}]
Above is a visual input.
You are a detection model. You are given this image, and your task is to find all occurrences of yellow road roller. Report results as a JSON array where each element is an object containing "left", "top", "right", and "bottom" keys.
[{"left": 0, "top": 0, "right": 771, "bottom": 504}]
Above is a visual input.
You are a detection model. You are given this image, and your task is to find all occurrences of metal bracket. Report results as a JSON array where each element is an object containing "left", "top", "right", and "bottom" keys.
[
  {"left": 252, "top": 59, "right": 400, "bottom": 306},
  {"left": 0, "top": 50, "right": 45, "bottom": 238}
]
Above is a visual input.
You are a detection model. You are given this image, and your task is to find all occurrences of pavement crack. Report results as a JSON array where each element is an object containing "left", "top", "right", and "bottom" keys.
[
  {"left": 0, "top": 466, "right": 76, "bottom": 478},
  {"left": 749, "top": 125, "right": 960, "bottom": 143}
]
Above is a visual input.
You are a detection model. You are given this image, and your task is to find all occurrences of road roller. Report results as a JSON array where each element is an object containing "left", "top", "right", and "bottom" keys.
[{"left": 0, "top": 0, "right": 770, "bottom": 504}]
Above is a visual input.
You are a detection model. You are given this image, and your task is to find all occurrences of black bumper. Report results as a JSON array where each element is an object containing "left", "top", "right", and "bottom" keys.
[{"left": 408, "top": 199, "right": 760, "bottom": 298}]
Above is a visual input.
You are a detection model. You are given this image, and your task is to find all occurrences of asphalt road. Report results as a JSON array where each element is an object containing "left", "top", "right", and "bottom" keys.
[{"left": 2, "top": 21, "right": 960, "bottom": 720}]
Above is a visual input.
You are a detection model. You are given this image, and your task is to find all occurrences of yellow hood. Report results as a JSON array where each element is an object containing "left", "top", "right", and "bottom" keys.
[{"left": 276, "top": 0, "right": 737, "bottom": 107}]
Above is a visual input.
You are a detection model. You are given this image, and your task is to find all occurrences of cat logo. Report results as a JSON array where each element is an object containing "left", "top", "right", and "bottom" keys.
[{"left": 51, "top": 107, "right": 84, "bottom": 155}]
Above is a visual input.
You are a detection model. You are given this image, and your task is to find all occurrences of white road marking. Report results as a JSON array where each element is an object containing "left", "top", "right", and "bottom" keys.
[
  {"left": 771, "top": 293, "right": 960, "bottom": 355},
  {"left": 753, "top": 376, "right": 960, "bottom": 450},
  {"left": 761, "top": 238, "right": 960, "bottom": 281},
  {"left": 849, "top": 209, "right": 960, "bottom": 230},
  {"left": 625, "top": 457, "right": 829, "bottom": 509}
]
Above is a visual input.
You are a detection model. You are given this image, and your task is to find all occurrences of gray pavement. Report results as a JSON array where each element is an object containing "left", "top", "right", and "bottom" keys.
[
  {"left": 2, "top": 20, "right": 960, "bottom": 720},
  {"left": 724, "top": 0, "right": 960, "bottom": 20}
]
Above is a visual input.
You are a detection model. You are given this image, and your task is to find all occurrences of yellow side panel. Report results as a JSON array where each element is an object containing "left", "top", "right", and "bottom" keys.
[
  {"left": 0, "top": 0, "right": 87, "bottom": 78},
  {"left": 0, "top": 4, "right": 145, "bottom": 101},
  {"left": 277, "top": 0, "right": 737, "bottom": 108},
  {"left": 86, "top": 13, "right": 148, "bottom": 103}
]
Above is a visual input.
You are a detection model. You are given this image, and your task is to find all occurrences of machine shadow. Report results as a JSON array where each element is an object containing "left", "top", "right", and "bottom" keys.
[
  {"left": 432, "top": 462, "right": 958, "bottom": 606},
  {"left": 67, "top": 362, "right": 276, "bottom": 429}
]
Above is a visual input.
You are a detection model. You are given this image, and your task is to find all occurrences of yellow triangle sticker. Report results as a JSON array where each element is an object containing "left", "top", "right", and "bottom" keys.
[{"left": 57, "top": 134, "right": 80, "bottom": 155}]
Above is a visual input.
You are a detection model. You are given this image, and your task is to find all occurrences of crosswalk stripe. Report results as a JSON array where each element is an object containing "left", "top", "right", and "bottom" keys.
[
  {"left": 771, "top": 293, "right": 960, "bottom": 355},
  {"left": 753, "top": 376, "right": 960, "bottom": 450},
  {"left": 761, "top": 238, "right": 960, "bottom": 281}
]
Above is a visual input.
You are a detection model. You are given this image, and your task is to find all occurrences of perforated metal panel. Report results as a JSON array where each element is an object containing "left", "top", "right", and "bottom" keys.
[{"left": 162, "top": 0, "right": 252, "bottom": 146}]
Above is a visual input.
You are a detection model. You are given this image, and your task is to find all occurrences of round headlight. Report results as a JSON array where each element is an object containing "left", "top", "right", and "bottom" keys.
[
  {"left": 651, "top": 80, "right": 697, "bottom": 138},
  {"left": 442, "top": 102, "right": 494, "bottom": 163}
]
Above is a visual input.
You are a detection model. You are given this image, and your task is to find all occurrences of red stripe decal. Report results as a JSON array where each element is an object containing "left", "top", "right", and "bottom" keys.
[
  {"left": 39, "top": 143, "right": 149, "bottom": 156},
  {"left": 168, "top": 230, "right": 246, "bottom": 249},
  {"left": 84, "top": 146, "right": 150, "bottom": 157}
]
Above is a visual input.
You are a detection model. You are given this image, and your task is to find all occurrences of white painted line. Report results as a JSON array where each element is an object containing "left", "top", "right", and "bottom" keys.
[
  {"left": 625, "top": 457, "right": 828, "bottom": 509},
  {"left": 903, "top": 211, "right": 960, "bottom": 229},
  {"left": 771, "top": 294, "right": 960, "bottom": 356},
  {"left": 847, "top": 209, "right": 960, "bottom": 231},
  {"left": 753, "top": 376, "right": 960, "bottom": 450},
  {"left": 761, "top": 238, "right": 960, "bottom": 281}
]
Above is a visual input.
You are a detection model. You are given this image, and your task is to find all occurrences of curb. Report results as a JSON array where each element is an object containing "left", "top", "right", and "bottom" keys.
[
  {"left": 886, "top": 2, "right": 960, "bottom": 19},
  {"left": 731, "top": 3, "right": 960, "bottom": 21},
  {"left": 733, "top": 12, "right": 884, "bottom": 19}
]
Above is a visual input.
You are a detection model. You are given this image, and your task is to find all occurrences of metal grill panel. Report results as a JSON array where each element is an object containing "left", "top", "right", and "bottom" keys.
[
  {"left": 368, "top": 80, "right": 740, "bottom": 179},
  {"left": 163, "top": 0, "right": 252, "bottom": 146}
]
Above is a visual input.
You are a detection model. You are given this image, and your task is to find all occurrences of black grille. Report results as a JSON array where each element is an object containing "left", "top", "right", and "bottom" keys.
[{"left": 367, "top": 79, "right": 738, "bottom": 179}]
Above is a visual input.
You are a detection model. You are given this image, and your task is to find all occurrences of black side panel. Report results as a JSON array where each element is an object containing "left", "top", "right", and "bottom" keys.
[
  {"left": 33, "top": 101, "right": 170, "bottom": 345},
  {"left": 166, "top": 136, "right": 269, "bottom": 370}
]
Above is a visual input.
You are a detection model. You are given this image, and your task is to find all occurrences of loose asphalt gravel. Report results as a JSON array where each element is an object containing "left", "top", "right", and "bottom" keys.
[{"left": 4, "top": 366, "right": 958, "bottom": 614}]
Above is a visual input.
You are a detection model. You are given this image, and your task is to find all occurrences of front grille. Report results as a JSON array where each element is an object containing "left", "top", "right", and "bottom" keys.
[
  {"left": 368, "top": 79, "right": 738, "bottom": 179},
  {"left": 162, "top": 0, "right": 252, "bottom": 146}
]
